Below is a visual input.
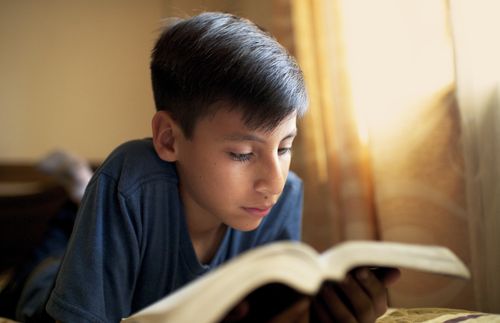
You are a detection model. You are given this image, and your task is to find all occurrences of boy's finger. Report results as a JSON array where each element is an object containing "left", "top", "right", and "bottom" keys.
[
  {"left": 220, "top": 300, "right": 250, "bottom": 322},
  {"left": 268, "top": 297, "right": 310, "bottom": 323},
  {"left": 315, "top": 284, "right": 356, "bottom": 323},
  {"left": 355, "top": 268, "right": 386, "bottom": 297},
  {"left": 374, "top": 267, "right": 401, "bottom": 286},
  {"left": 354, "top": 268, "right": 388, "bottom": 316},
  {"left": 339, "top": 273, "right": 377, "bottom": 323}
]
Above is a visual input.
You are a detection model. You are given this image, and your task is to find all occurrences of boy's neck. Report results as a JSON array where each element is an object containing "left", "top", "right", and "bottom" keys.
[
  {"left": 178, "top": 183, "right": 228, "bottom": 264},
  {"left": 189, "top": 223, "right": 227, "bottom": 265}
]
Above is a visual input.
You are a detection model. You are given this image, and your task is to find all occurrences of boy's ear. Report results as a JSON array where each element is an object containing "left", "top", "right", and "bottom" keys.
[{"left": 152, "top": 111, "right": 181, "bottom": 162}]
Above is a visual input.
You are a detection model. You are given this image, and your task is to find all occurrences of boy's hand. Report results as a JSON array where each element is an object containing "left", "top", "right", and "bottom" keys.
[
  {"left": 220, "top": 267, "right": 400, "bottom": 323},
  {"left": 311, "top": 267, "right": 401, "bottom": 323},
  {"left": 221, "top": 297, "right": 310, "bottom": 323},
  {"left": 268, "top": 297, "right": 311, "bottom": 323}
]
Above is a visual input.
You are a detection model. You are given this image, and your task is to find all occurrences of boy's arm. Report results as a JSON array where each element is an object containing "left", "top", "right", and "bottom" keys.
[{"left": 46, "top": 174, "right": 141, "bottom": 322}]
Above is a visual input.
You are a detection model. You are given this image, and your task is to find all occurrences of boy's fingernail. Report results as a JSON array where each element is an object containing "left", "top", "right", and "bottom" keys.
[{"left": 357, "top": 268, "right": 369, "bottom": 280}]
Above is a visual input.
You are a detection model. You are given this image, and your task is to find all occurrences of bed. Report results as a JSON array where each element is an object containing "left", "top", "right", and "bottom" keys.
[
  {"left": 377, "top": 307, "right": 500, "bottom": 322},
  {"left": 1, "top": 307, "right": 499, "bottom": 322},
  {"left": 0, "top": 164, "right": 68, "bottom": 273},
  {"left": 1, "top": 164, "right": 499, "bottom": 322}
]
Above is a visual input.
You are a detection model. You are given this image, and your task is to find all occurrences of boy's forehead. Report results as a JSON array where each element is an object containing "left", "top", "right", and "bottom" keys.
[
  {"left": 194, "top": 108, "right": 297, "bottom": 141},
  {"left": 221, "top": 127, "right": 297, "bottom": 144}
]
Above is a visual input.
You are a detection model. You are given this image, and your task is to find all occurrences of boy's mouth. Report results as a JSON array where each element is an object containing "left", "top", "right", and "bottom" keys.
[{"left": 242, "top": 206, "right": 273, "bottom": 218}]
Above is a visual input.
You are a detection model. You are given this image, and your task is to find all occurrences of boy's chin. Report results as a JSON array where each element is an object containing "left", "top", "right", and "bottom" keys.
[{"left": 228, "top": 219, "right": 264, "bottom": 232}]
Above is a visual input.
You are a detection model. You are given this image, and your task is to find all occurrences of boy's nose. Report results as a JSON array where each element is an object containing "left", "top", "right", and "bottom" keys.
[{"left": 254, "top": 156, "right": 286, "bottom": 196}]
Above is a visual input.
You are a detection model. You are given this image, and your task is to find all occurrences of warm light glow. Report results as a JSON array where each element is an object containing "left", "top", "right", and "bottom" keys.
[
  {"left": 451, "top": 0, "right": 500, "bottom": 116},
  {"left": 339, "top": 0, "right": 454, "bottom": 147},
  {"left": 353, "top": 108, "right": 370, "bottom": 146}
]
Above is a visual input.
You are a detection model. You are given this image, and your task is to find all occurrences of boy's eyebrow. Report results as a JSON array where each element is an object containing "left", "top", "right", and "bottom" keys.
[{"left": 222, "top": 129, "right": 297, "bottom": 143}]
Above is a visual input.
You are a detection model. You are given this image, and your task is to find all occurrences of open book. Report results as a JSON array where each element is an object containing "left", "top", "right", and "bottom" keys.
[{"left": 122, "top": 240, "right": 470, "bottom": 323}]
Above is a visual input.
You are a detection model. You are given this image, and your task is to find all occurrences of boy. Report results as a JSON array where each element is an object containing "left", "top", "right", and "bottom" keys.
[{"left": 14, "top": 12, "right": 396, "bottom": 322}]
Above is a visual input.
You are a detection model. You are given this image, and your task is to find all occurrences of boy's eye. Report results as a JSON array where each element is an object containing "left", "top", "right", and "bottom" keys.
[
  {"left": 278, "top": 147, "right": 292, "bottom": 156},
  {"left": 229, "top": 152, "right": 253, "bottom": 162}
]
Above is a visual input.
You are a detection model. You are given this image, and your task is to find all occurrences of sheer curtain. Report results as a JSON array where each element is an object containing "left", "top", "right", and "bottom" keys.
[
  {"left": 289, "top": 0, "right": 379, "bottom": 253},
  {"left": 451, "top": 0, "right": 500, "bottom": 313},
  {"left": 287, "top": 0, "right": 500, "bottom": 312}
]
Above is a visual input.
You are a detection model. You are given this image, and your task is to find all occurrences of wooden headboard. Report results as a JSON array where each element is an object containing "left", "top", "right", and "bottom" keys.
[{"left": 0, "top": 164, "right": 69, "bottom": 272}]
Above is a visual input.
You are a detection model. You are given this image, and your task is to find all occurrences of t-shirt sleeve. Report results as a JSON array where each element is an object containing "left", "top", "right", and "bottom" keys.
[{"left": 46, "top": 173, "right": 141, "bottom": 323}]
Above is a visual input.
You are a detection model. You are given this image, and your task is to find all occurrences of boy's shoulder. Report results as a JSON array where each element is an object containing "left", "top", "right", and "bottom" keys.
[
  {"left": 285, "top": 170, "right": 302, "bottom": 188},
  {"left": 93, "top": 138, "right": 178, "bottom": 194},
  {"left": 280, "top": 169, "right": 303, "bottom": 205}
]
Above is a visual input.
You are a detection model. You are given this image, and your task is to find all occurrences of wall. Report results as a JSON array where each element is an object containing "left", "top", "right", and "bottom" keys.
[
  {"left": 0, "top": 1, "right": 276, "bottom": 163},
  {"left": 163, "top": 0, "right": 273, "bottom": 29},
  {"left": 0, "top": 1, "right": 165, "bottom": 162}
]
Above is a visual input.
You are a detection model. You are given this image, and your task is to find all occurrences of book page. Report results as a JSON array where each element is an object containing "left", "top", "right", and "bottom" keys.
[
  {"left": 123, "top": 241, "right": 470, "bottom": 323},
  {"left": 319, "top": 241, "right": 470, "bottom": 281},
  {"left": 123, "top": 242, "right": 324, "bottom": 323}
]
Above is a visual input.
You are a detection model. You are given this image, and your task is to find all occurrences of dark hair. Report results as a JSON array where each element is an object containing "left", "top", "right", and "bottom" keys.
[{"left": 150, "top": 12, "right": 308, "bottom": 138}]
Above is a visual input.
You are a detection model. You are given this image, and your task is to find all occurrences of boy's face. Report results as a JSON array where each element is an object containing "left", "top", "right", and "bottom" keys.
[{"left": 174, "top": 107, "right": 297, "bottom": 232}]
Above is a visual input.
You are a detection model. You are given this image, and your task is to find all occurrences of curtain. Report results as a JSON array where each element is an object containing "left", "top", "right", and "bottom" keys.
[
  {"left": 450, "top": 0, "right": 500, "bottom": 313},
  {"left": 289, "top": 0, "right": 379, "bottom": 252},
  {"left": 287, "top": 0, "right": 500, "bottom": 312}
]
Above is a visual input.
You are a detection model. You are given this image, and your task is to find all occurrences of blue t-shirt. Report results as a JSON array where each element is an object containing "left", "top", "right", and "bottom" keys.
[{"left": 45, "top": 139, "right": 303, "bottom": 323}]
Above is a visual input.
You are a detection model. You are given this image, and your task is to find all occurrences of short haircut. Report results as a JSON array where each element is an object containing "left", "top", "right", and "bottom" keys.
[{"left": 150, "top": 12, "right": 308, "bottom": 138}]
